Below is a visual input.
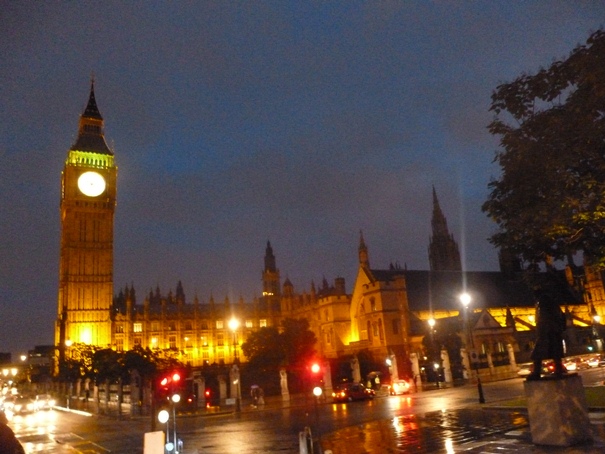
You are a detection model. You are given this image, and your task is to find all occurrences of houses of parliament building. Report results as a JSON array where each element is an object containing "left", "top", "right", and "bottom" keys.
[{"left": 56, "top": 83, "right": 605, "bottom": 379}]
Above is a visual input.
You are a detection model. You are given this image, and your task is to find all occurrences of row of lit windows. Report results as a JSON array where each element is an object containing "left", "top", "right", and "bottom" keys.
[{"left": 121, "top": 319, "right": 266, "bottom": 334}]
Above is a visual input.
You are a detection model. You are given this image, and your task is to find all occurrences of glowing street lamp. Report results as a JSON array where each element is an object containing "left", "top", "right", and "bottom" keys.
[
  {"left": 459, "top": 292, "right": 485, "bottom": 404},
  {"left": 228, "top": 317, "right": 240, "bottom": 361},
  {"left": 228, "top": 317, "right": 241, "bottom": 412}
]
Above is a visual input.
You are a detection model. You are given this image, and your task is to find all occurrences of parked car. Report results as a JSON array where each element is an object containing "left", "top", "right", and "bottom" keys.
[
  {"left": 332, "top": 383, "right": 375, "bottom": 402},
  {"left": 388, "top": 380, "right": 411, "bottom": 395}
]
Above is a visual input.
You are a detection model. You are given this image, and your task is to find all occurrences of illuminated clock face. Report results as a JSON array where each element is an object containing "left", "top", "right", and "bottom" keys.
[{"left": 77, "top": 171, "right": 106, "bottom": 197}]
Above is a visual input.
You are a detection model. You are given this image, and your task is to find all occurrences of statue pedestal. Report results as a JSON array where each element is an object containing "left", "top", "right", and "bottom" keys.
[{"left": 524, "top": 374, "right": 592, "bottom": 446}]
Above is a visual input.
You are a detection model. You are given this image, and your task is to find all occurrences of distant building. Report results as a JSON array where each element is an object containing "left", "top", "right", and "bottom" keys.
[{"left": 54, "top": 85, "right": 605, "bottom": 381}]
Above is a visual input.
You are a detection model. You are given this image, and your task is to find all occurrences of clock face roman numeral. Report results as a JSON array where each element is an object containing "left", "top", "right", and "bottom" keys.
[{"left": 78, "top": 171, "right": 106, "bottom": 197}]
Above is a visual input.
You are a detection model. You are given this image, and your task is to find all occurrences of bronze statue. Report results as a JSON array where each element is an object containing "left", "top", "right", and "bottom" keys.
[{"left": 527, "top": 292, "right": 566, "bottom": 379}]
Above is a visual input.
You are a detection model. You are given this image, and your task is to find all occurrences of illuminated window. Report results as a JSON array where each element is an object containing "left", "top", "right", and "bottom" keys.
[
  {"left": 200, "top": 336, "right": 208, "bottom": 346},
  {"left": 216, "top": 320, "right": 224, "bottom": 329},
  {"left": 245, "top": 320, "right": 253, "bottom": 328},
  {"left": 169, "top": 335, "right": 177, "bottom": 349},
  {"left": 260, "top": 319, "right": 267, "bottom": 328},
  {"left": 133, "top": 323, "right": 143, "bottom": 333}
]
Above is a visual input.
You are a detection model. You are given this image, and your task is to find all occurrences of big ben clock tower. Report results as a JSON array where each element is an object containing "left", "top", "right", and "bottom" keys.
[{"left": 56, "top": 81, "right": 116, "bottom": 356}]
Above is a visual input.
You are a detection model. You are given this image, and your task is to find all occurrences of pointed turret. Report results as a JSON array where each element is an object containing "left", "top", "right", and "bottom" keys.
[
  {"left": 359, "top": 230, "right": 370, "bottom": 268},
  {"left": 264, "top": 240, "right": 277, "bottom": 273},
  {"left": 428, "top": 187, "right": 461, "bottom": 271},
  {"left": 70, "top": 79, "right": 112, "bottom": 155}
]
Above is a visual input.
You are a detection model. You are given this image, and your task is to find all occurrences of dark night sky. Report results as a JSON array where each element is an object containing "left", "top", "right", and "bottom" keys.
[{"left": 1, "top": 2, "right": 603, "bottom": 358}]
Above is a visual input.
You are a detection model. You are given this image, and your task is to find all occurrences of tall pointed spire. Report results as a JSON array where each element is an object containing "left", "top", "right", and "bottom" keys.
[
  {"left": 428, "top": 187, "right": 461, "bottom": 271},
  {"left": 264, "top": 240, "right": 276, "bottom": 273},
  {"left": 359, "top": 230, "right": 370, "bottom": 268},
  {"left": 70, "top": 79, "right": 112, "bottom": 155},
  {"left": 83, "top": 77, "right": 103, "bottom": 119}
]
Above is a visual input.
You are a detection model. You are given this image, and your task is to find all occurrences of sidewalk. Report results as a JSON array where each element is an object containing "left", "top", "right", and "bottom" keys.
[{"left": 319, "top": 406, "right": 605, "bottom": 453}]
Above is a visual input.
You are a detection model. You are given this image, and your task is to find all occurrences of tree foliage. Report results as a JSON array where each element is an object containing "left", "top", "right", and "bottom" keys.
[
  {"left": 241, "top": 318, "right": 317, "bottom": 371},
  {"left": 240, "top": 326, "right": 284, "bottom": 368},
  {"left": 59, "top": 345, "right": 177, "bottom": 384},
  {"left": 483, "top": 29, "right": 605, "bottom": 265}
]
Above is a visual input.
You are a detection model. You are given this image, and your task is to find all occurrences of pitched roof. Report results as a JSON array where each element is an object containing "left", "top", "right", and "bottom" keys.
[{"left": 367, "top": 269, "right": 580, "bottom": 312}]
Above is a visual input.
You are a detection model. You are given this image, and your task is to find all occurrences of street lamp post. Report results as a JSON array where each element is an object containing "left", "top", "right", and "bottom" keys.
[
  {"left": 171, "top": 393, "right": 181, "bottom": 453},
  {"left": 427, "top": 317, "right": 438, "bottom": 388},
  {"left": 158, "top": 409, "right": 171, "bottom": 452},
  {"left": 313, "top": 386, "right": 323, "bottom": 448},
  {"left": 228, "top": 317, "right": 241, "bottom": 412},
  {"left": 460, "top": 292, "right": 485, "bottom": 404}
]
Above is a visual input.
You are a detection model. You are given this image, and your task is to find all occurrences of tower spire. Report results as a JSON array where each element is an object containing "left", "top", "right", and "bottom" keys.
[
  {"left": 83, "top": 77, "right": 102, "bottom": 120},
  {"left": 359, "top": 230, "right": 370, "bottom": 268},
  {"left": 428, "top": 187, "right": 461, "bottom": 271},
  {"left": 71, "top": 79, "right": 112, "bottom": 155}
]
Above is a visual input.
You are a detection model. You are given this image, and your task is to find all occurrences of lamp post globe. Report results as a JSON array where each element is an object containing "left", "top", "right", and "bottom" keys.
[
  {"left": 459, "top": 292, "right": 471, "bottom": 308},
  {"left": 158, "top": 409, "right": 169, "bottom": 424}
]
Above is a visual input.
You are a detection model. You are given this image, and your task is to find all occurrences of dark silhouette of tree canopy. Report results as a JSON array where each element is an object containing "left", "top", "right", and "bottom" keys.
[
  {"left": 241, "top": 326, "right": 284, "bottom": 368},
  {"left": 241, "top": 318, "right": 317, "bottom": 370},
  {"left": 483, "top": 29, "right": 605, "bottom": 266}
]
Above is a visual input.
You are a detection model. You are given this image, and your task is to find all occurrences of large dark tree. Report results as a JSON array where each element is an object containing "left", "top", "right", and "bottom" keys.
[
  {"left": 240, "top": 326, "right": 284, "bottom": 368},
  {"left": 241, "top": 318, "right": 317, "bottom": 369},
  {"left": 483, "top": 30, "right": 605, "bottom": 266},
  {"left": 241, "top": 318, "right": 317, "bottom": 393}
]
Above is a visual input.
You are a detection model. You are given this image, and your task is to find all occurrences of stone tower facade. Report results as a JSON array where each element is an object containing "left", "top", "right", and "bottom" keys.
[{"left": 56, "top": 81, "right": 117, "bottom": 357}]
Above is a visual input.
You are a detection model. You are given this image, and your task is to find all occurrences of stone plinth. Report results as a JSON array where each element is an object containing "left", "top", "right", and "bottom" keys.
[{"left": 524, "top": 373, "right": 592, "bottom": 446}]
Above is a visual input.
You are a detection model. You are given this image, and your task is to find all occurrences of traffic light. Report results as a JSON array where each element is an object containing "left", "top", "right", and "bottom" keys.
[
  {"left": 311, "top": 363, "right": 321, "bottom": 374},
  {"left": 158, "top": 370, "right": 183, "bottom": 397}
]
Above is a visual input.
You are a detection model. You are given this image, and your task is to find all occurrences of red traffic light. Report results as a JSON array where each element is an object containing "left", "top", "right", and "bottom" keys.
[
  {"left": 311, "top": 363, "right": 320, "bottom": 374},
  {"left": 159, "top": 371, "right": 182, "bottom": 389},
  {"left": 205, "top": 390, "right": 211, "bottom": 397}
]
